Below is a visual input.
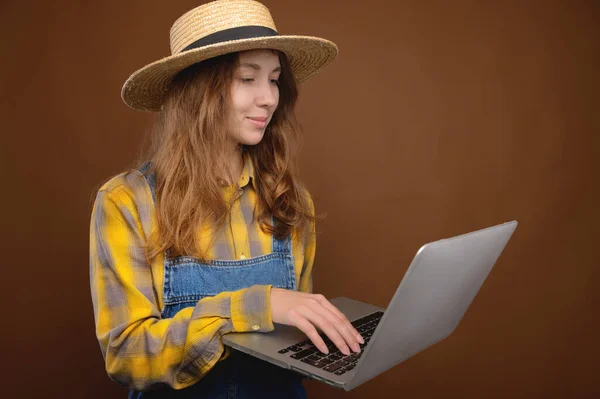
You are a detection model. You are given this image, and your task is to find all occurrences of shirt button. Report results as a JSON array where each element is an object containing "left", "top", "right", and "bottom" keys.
[{"left": 251, "top": 325, "right": 260, "bottom": 331}]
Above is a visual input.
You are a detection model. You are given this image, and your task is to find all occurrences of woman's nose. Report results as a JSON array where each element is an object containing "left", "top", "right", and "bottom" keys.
[{"left": 256, "top": 81, "right": 278, "bottom": 107}]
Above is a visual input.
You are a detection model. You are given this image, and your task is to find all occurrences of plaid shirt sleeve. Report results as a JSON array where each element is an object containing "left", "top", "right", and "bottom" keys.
[{"left": 89, "top": 184, "right": 274, "bottom": 391}]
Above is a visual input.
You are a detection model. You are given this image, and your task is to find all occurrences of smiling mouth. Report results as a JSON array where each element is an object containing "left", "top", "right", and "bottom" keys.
[{"left": 247, "top": 118, "right": 267, "bottom": 128}]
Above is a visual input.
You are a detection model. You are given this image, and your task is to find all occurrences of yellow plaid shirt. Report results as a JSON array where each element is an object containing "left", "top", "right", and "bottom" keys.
[{"left": 89, "top": 156, "right": 316, "bottom": 390}]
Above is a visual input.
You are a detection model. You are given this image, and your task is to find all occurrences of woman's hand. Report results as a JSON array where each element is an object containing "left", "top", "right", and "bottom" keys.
[{"left": 270, "top": 288, "right": 364, "bottom": 356}]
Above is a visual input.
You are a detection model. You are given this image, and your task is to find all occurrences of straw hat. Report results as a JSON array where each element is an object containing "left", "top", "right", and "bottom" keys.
[{"left": 121, "top": 0, "right": 339, "bottom": 112}]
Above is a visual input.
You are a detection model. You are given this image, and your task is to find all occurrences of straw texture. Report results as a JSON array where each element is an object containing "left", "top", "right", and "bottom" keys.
[{"left": 121, "top": 0, "right": 338, "bottom": 112}]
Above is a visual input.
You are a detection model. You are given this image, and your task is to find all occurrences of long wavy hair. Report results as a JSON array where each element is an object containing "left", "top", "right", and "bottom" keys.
[{"left": 137, "top": 50, "right": 316, "bottom": 261}]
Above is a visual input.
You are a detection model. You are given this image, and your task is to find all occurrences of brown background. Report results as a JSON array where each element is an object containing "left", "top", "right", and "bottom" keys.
[{"left": 1, "top": 0, "right": 598, "bottom": 397}]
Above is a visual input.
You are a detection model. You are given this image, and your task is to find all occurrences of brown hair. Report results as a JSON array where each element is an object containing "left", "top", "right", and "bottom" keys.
[{"left": 138, "top": 50, "right": 316, "bottom": 261}]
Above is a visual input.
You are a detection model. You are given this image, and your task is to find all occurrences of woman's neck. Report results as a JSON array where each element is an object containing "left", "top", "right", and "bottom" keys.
[{"left": 221, "top": 143, "right": 244, "bottom": 185}]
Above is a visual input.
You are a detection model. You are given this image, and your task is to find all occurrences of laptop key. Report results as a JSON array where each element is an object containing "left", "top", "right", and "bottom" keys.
[
  {"left": 357, "top": 316, "right": 373, "bottom": 325},
  {"left": 291, "top": 349, "right": 316, "bottom": 359},
  {"left": 323, "top": 364, "right": 342, "bottom": 373},
  {"left": 351, "top": 317, "right": 368, "bottom": 328},
  {"left": 343, "top": 356, "right": 357, "bottom": 363},
  {"left": 320, "top": 358, "right": 334, "bottom": 364},
  {"left": 367, "top": 320, "right": 379, "bottom": 328},
  {"left": 328, "top": 354, "right": 343, "bottom": 361},
  {"left": 278, "top": 349, "right": 289, "bottom": 354},
  {"left": 350, "top": 311, "right": 384, "bottom": 328},
  {"left": 351, "top": 319, "right": 368, "bottom": 328},
  {"left": 335, "top": 360, "right": 351, "bottom": 367},
  {"left": 301, "top": 359, "right": 327, "bottom": 368},
  {"left": 303, "top": 345, "right": 319, "bottom": 352},
  {"left": 334, "top": 369, "right": 347, "bottom": 375}
]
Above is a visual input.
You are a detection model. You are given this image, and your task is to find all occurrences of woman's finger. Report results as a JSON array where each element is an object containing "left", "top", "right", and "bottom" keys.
[
  {"left": 316, "top": 295, "right": 364, "bottom": 344},
  {"left": 297, "top": 305, "right": 351, "bottom": 356},
  {"left": 289, "top": 310, "right": 329, "bottom": 354},
  {"left": 309, "top": 300, "right": 361, "bottom": 353}
]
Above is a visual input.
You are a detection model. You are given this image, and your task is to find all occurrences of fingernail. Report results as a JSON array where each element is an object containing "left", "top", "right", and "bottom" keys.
[
  {"left": 322, "top": 346, "right": 329, "bottom": 354},
  {"left": 357, "top": 335, "right": 364, "bottom": 344},
  {"left": 343, "top": 347, "right": 350, "bottom": 356}
]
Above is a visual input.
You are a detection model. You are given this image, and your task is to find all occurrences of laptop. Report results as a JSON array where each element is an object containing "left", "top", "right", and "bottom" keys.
[{"left": 223, "top": 220, "right": 518, "bottom": 390}]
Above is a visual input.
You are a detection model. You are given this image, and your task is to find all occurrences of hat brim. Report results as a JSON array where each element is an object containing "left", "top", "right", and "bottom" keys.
[{"left": 121, "top": 35, "right": 338, "bottom": 112}]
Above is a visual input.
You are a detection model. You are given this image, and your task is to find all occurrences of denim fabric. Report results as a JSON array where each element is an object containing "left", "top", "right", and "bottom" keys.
[
  {"left": 129, "top": 163, "right": 306, "bottom": 398},
  {"left": 161, "top": 231, "right": 297, "bottom": 318}
]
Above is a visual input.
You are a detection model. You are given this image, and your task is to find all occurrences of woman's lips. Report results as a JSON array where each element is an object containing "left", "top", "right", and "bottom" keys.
[{"left": 247, "top": 117, "right": 267, "bottom": 128}]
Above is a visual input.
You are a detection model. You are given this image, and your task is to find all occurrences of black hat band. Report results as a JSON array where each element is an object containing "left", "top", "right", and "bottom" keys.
[{"left": 181, "top": 26, "right": 279, "bottom": 53}]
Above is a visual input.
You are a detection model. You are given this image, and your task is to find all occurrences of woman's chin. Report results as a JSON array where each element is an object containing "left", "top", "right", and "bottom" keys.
[{"left": 239, "top": 132, "right": 265, "bottom": 146}]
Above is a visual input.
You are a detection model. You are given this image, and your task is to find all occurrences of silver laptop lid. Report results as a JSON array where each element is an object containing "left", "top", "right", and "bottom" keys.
[{"left": 346, "top": 221, "right": 518, "bottom": 390}]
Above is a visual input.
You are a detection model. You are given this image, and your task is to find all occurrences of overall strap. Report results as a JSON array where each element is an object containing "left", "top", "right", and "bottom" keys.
[
  {"left": 271, "top": 216, "right": 293, "bottom": 254},
  {"left": 137, "top": 161, "right": 157, "bottom": 204}
]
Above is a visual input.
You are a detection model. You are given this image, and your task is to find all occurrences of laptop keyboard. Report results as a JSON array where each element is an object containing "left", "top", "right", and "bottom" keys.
[{"left": 277, "top": 311, "right": 384, "bottom": 376}]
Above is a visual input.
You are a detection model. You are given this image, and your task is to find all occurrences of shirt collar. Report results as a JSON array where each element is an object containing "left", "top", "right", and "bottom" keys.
[
  {"left": 217, "top": 151, "right": 254, "bottom": 189},
  {"left": 238, "top": 152, "right": 254, "bottom": 189}
]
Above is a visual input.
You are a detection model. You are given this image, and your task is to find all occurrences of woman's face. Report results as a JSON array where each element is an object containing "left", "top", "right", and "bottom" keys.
[{"left": 227, "top": 49, "right": 281, "bottom": 146}]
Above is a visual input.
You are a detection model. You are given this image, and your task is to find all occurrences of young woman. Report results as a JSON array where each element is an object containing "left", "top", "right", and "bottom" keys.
[{"left": 90, "top": 1, "right": 363, "bottom": 397}]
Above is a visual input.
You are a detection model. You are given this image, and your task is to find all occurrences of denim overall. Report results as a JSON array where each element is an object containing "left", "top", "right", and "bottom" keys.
[{"left": 129, "top": 163, "right": 306, "bottom": 399}]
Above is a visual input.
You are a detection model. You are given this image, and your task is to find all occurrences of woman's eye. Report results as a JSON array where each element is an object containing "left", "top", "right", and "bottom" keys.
[{"left": 239, "top": 77, "right": 278, "bottom": 85}]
